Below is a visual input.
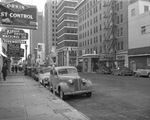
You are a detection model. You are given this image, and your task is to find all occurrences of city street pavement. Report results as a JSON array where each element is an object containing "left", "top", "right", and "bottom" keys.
[{"left": 0, "top": 72, "right": 90, "bottom": 120}]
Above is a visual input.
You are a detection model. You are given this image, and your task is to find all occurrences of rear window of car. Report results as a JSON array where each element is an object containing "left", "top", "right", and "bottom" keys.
[
  {"left": 44, "top": 68, "right": 51, "bottom": 73},
  {"left": 58, "top": 68, "right": 77, "bottom": 75}
]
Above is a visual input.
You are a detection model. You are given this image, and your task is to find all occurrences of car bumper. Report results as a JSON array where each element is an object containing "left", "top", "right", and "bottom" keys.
[
  {"left": 64, "top": 89, "right": 93, "bottom": 96},
  {"left": 43, "top": 80, "right": 49, "bottom": 85}
]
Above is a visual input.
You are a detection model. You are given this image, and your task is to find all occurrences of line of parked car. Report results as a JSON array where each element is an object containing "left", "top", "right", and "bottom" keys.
[
  {"left": 31, "top": 66, "right": 93, "bottom": 100},
  {"left": 96, "top": 65, "right": 150, "bottom": 78}
]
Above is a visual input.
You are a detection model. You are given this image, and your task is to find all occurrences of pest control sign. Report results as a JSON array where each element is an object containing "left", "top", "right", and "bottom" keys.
[{"left": 0, "top": 1, "right": 38, "bottom": 29}]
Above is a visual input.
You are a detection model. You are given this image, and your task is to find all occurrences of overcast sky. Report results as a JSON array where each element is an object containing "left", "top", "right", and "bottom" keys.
[{"left": 16, "top": 0, "right": 47, "bottom": 12}]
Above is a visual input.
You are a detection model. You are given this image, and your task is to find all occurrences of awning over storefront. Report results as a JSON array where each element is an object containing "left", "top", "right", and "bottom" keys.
[
  {"left": 0, "top": 52, "right": 7, "bottom": 57},
  {"left": 82, "top": 54, "right": 99, "bottom": 58}
]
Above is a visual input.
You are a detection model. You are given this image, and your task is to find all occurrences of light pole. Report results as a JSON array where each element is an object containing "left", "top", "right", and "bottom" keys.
[{"left": 24, "top": 44, "right": 28, "bottom": 75}]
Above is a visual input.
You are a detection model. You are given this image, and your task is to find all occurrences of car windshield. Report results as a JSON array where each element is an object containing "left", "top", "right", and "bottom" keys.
[
  {"left": 58, "top": 68, "right": 77, "bottom": 75},
  {"left": 44, "top": 68, "right": 51, "bottom": 73}
]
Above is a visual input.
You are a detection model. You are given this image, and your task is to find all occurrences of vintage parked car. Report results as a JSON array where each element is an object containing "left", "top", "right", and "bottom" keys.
[
  {"left": 134, "top": 68, "right": 150, "bottom": 78},
  {"left": 111, "top": 66, "right": 133, "bottom": 76},
  {"left": 96, "top": 66, "right": 112, "bottom": 74},
  {"left": 48, "top": 66, "right": 93, "bottom": 100},
  {"left": 32, "top": 67, "right": 38, "bottom": 80},
  {"left": 39, "top": 66, "right": 51, "bottom": 87}
]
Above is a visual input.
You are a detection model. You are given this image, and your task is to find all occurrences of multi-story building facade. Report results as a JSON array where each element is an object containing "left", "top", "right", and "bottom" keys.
[
  {"left": 57, "top": 0, "right": 78, "bottom": 66},
  {"left": 75, "top": 0, "right": 129, "bottom": 72},
  {"left": 30, "top": 12, "right": 44, "bottom": 65},
  {"left": 44, "top": 0, "right": 57, "bottom": 65},
  {"left": 0, "top": 0, "right": 14, "bottom": 73},
  {"left": 128, "top": 0, "right": 150, "bottom": 71}
]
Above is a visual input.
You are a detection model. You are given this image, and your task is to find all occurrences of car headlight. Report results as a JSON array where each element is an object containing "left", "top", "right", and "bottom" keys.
[
  {"left": 82, "top": 78, "right": 87, "bottom": 83},
  {"left": 69, "top": 79, "right": 74, "bottom": 84}
]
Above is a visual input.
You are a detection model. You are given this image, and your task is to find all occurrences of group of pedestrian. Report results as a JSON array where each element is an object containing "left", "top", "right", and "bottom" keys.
[{"left": 11, "top": 65, "right": 18, "bottom": 73}]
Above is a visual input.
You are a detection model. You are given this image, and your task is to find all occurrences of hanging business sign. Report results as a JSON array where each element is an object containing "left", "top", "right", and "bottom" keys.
[
  {"left": 0, "top": 1, "right": 38, "bottom": 30},
  {"left": 3, "top": 39, "right": 26, "bottom": 44},
  {"left": 0, "top": 28, "right": 28, "bottom": 39}
]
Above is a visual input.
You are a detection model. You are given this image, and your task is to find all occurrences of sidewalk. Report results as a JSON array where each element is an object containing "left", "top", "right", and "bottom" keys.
[{"left": 0, "top": 72, "right": 90, "bottom": 120}]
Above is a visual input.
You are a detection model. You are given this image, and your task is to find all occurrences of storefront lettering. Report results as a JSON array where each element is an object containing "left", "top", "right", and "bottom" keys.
[{"left": 0, "top": 12, "right": 33, "bottom": 19}]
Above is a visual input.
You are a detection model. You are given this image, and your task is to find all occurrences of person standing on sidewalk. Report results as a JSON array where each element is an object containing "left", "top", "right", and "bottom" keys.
[{"left": 1, "top": 63, "right": 8, "bottom": 81}]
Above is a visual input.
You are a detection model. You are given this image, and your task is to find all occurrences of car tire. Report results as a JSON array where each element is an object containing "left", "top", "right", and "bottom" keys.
[
  {"left": 121, "top": 73, "right": 125, "bottom": 76},
  {"left": 59, "top": 88, "right": 65, "bottom": 100},
  {"left": 86, "top": 92, "right": 92, "bottom": 97},
  {"left": 148, "top": 73, "right": 150, "bottom": 78}
]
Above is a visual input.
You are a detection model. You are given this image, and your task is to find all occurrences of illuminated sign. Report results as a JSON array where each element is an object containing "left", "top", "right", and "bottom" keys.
[
  {"left": 0, "top": 28, "right": 28, "bottom": 39},
  {"left": 0, "top": 1, "right": 38, "bottom": 30}
]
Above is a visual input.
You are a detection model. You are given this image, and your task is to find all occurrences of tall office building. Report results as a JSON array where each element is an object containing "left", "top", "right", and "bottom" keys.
[
  {"left": 75, "top": 0, "right": 129, "bottom": 72},
  {"left": 44, "top": 0, "right": 57, "bottom": 65},
  {"left": 57, "top": 0, "right": 79, "bottom": 66},
  {"left": 30, "top": 12, "right": 44, "bottom": 63}
]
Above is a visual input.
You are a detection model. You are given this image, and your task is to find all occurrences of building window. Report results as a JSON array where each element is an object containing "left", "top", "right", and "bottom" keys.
[
  {"left": 99, "top": 35, "right": 102, "bottom": 42},
  {"left": 131, "top": 8, "right": 135, "bottom": 16},
  {"left": 117, "top": 42, "right": 120, "bottom": 50},
  {"left": 99, "top": 2, "right": 101, "bottom": 10},
  {"left": 90, "top": 0, "right": 92, "bottom": 6},
  {"left": 141, "top": 26, "right": 146, "bottom": 34},
  {"left": 141, "top": 25, "right": 150, "bottom": 34},
  {"left": 117, "top": 28, "right": 119, "bottom": 37},
  {"left": 120, "top": 1, "right": 123, "bottom": 9},
  {"left": 96, "top": 36, "right": 98, "bottom": 43},
  {"left": 100, "top": 46, "right": 102, "bottom": 53},
  {"left": 117, "top": 16, "right": 119, "bottom": 24},
  {"left": 144, "top": 6, "right": 149, "bottom": 12},
  {"left": 99, "top": 14, "right": 101, "bottom": 20},
  {"left": 90, "top": 38, "right": 92, "bottom": 44},
  {"left": 120, "top": 14, "right": 123, "bottom": 23},
  {"left": 121, "top": 41, "right": 123, "bottom": 50},
  {"left": 120, "top": 27, "right": 123, "bottom": 36},
  {"left": 90, "top": 9, "right": 92, "bottom": 16},
  {"left": 99, "top": 24, "right": 101, "bottom": 31},
  {"left": 147, "top": 58, "right": 150, "bottom": 66}
]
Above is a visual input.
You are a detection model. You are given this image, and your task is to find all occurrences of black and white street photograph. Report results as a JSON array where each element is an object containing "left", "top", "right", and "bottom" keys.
[{"left": 0, "top": 0, "right": 150, "bottom": 120}]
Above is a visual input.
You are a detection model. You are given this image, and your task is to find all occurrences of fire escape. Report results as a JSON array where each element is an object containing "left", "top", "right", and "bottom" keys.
[{"left": 103, "top": 0, "right": 117, "bottom": 62}]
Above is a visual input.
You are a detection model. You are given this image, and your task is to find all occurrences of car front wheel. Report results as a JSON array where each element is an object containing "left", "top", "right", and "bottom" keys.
[
  {"left": 148, "top": 73, "right": 150, "bottom": 78},
  {"left": 86, "top": 92, "right": 92, "bottom": 97}
]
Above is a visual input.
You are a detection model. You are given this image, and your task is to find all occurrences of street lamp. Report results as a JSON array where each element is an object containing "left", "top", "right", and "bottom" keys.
[{"left": 24, "top": 44, "right": 28, "bottom": 76}]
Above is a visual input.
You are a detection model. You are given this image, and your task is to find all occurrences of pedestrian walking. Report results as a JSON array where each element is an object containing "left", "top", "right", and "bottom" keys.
[
  {"left": 1, "top": 63, "right": 8, "bottom": 81},
  {"left": 12, "top": 65, "right": 14, "bottom": 73},
  {"left": 15, "top": 65, "right": 18, "bottom": 73}
]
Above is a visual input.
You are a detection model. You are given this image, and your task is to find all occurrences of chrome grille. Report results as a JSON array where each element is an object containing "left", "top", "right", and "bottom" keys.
[{"left": 74, "top": 78, "right": 82, "bottom": 91}]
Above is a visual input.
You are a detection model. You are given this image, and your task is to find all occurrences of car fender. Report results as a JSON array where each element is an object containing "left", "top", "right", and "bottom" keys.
[
  {"left": 85, "top": 80, "right": 93, "bottom": 89},
  {"left": 56, "top": 82, "right": 69, "bottom": 93}
]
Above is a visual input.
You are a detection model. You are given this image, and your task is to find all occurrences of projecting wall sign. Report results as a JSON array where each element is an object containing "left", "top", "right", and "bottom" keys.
[
  {"left": 0, "top": 28, "right": 28, "bottom": 40},
  {"left": 0, "top": 1, "right": 38, "bottom": 30}
]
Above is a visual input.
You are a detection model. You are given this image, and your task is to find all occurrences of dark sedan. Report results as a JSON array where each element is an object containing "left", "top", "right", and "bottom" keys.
[{"left": 111, "top": 66, "right": 133, "bottom": 76}]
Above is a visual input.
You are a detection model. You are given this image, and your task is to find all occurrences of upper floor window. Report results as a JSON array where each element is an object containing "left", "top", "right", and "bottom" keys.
[
  {"left": 120, "top": 1, "right": 123, "bottom": 9},
  {"left": 131, "top": 8, "right": 135, "bottom": 16},
  {"left": 120, "top": 14, "right": 123, "bottom": 23},
  {"left": 141, "top": 25, "right": 150, "bottom": 34},
  {"left": 144, "top": 6, "right": 149, "bottom": 12}
]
